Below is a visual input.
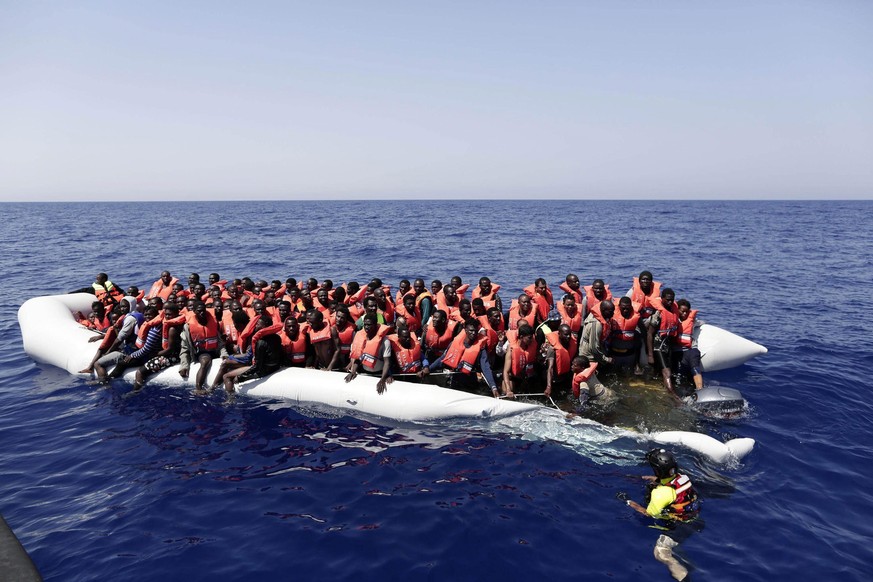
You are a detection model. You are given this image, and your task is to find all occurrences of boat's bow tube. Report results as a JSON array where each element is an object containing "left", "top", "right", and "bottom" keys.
[
  {"left": 650, "top": 430, "right": 755, "bottom": 463},
  {"left": 18, "top": 293, "right": 97, "bottom": 375},
  {"left": 697, "top": 324, "right": 767, "bottom": 372}
]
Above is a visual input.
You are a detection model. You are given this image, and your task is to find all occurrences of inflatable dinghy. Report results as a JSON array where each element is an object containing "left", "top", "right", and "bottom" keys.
[{"left": 19, "top": 294, "right": 756, "bottom": 462}]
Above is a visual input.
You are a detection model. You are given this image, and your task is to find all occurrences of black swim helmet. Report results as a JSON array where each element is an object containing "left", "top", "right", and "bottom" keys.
[{"left": 646, "top": 448, "right": 678, "bottom": 479}]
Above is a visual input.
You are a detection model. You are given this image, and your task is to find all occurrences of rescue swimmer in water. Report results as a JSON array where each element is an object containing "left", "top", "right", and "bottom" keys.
[
  {"left": 70, "top": 269, "right": 757, "bottom": 412},
  {"left": 618, "top": 448, "right": 702, "bottom": 581}
]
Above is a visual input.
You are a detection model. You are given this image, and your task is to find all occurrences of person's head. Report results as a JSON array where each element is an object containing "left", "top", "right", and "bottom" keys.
[
  {"left": 160, "top": 271, "right": 173, "bottom": 285},
  {"left": 126, "top": 286, "right": 140, "bottom": 298},
  {"left": 333, "top": 286, "right": 347, "bottom": 304},
  {"left": 287, "top": 286, "right": 300, "bottom": 302},
  {"left": 362, "top": 313, "right": 379, "bottom": 337},
  {"left": 255, "top": 313, "right": 272, "bottom": 331},
  {"left": 618, "top": 297, "right": 634, "bottom": 318},
  {"left": 639, "top": 271, "right": 654, "bottom": 292},
  {"left": 442, "top": 284, "right": 456, "bottom": 302},
  {"left": 277, "top": 301, "right": 291, "bottom": 320},
  {"left": 270, "top": 280, "right": 282, "bottom": 292},
  {"left": 208, "top": 273, "right": 221, "bottom": 285},
  {"left": 148, "top": 297, "right": 164, "bottom": 310},
  {"left": 463, "top": 319, "right": 481, "bottom": 343},
  {"left": 95, "top": 273, "right": 108, "bottom": 285},
  {"left": 517, "top": 294, "right": 532, "bottom": 313},
  {"left": 116, "top": 299, "right": 131, "bottom": 315},
  {"left": 309, "top": 309, "right": 324, "bottom": 327},
  {"left": 571, "top": 355, "right": 590, "bottom": 373},
  {"left": 335, "top": 305, "right": 350, "bottom": 327},
  {"left": 143, "top": 305, "right": 159, "bottom": 320},
  {"left": 284, "top": 316, "right": 299, "bottom": 336},
  {"left": 193, "top": 283, "right": 206, "bottom": 297},
  {"left": 599, "top": 300, "right": 615, "bottom": 320},
  {"left": 229, "top": 300, "right": 243, "bottom": 314},
  {"left": 450, "top": 276, "right": 463, "bottom": 289},
  {"left": 403, "top": 294, "right": 416, "bottom": 312},
  {"left": 677, "top": 299, "right": 692, "bottom": 321},
  {"left": 412, "top": 279, "right": 426, "bottom": 295},
  {"left": 188, "top": 273, "right": 200, "bottom": 286},
  {"left": 486, "top": 307, "right": 502, "bottom": 329},
  {"left": 164, "top": 303, "right": 180, "bottom": 318},
  {"left": 232, "top": 310, "right": 250, "bottom": 331},
  {"left": 172, "top": 282, "right": 185, "bottom": 293},
  {"left": 372, "top": 287, "right": 386, "bottom": 303},
  {"left": 192, "top": 301, "right": 207, "bottom": 319},
  {"left": 591, "top": 279, "right": 607, "bottom": 300},
  {"left": 363, "top": 297, "right": 378, "bottom": 314},
  {"left": 252, "top": 299, "right": 266, "bottom": 315},
  {"left": 517, "top": 323, "right": 534, "bottom": 348},
  {"left": 346, "top": 281, "right": 360, "bottom": 295},
  {"left": 242, "top": 277, "right": 254, "bottom": 292},
  {"left": 471, "top": 298, "right": 486, "bottom": 316},
  {"left": 316, "top": 288, "right": 329, "bottom": 305},
  {"left": 534, "top": 278, "right": 548, "bottom": 294},
  {"left": 432, "top": 310, "right": 447, "bottom": 329},
  {"left": 661, "top": 288, "right": 675, "bottom": 308},
  {"left": 322, "top": 279, "right": 333, "bottom": 292},
  {"left": 558, "top": 323, "right": 572, "bottom": 343},
  {"left": 91, "top": 301, "right": 105, "bottom": 316},
  {"left": 478, "top": 277, "right": 492, "bottom": 295},
  {"left": 431, "top": 280, "right": 443, "bottom": 295},
  {"left": 369, "top": 278, "right": 383, "bottom": 291},
  {"left": 307, "top": 278, "right": 319, "bottom": 292},
  {"left": 565, "top": 273, "right": 580, "bottom": 290},
  {"left": 458, "top": 298, "right": 472, "bottom": 320},
  {"left": 398, "top": 279, "right": 411, "bottom": 295},
  {"left": 397, "top": 326, "right": 412, "bottom": 345},
  {"left": 646, "top": 448, "right": 678, "bottom": 480},
  {"left": 562, "top": 294, "right": 577, "bottom": 312}
]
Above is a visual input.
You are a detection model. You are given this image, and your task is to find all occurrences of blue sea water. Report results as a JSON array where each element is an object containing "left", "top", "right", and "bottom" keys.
[{"left": 0, "top": 200, "right": 871, "bottom": 581}]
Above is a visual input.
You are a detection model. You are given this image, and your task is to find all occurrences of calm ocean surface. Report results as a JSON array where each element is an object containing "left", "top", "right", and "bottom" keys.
[{"left": 1, "top": 200, "right": 871, "bottom": 581}]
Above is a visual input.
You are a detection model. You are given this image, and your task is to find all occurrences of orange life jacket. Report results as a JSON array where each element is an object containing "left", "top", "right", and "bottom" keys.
[
  {"left": 280, "top": 330, "right": 308, "bottom": 365},
  {"left": 395, "top": 303, "right": 422, "bottom": 334},
  {"left": 147, "top": 277, "right": 178, "bottom": 301},
  {"left": 523, "top": 284, "right": 554, "bottom": 321},
  {"left": 308, "top": 322, "right": 332, "bottom": 344},
  {"left": 423, "top": 322, "right": 455, "bottom": 357},
  {"left": 388, "top": 333, "right": 422, "bottom": 373},
  {"left": 350, "top": 325, "right": 390, "bottom": 371},
  {"left": 611, "top": 303, "right": 641, "bottom": 344},
  {"left": 630, "top": 278, "right": 662, "bottom": 318},
  {"left": 545, "top": 331, "right": 577, "bottom": 376},
  {"left": 583, "top": 285, "right": 613, "bottom": 314},
  {"left": 507, "top": 330, "right": 537, "bottom": 378},
  {"left": 93, "top": 282, "right": 124, "bottom": 307},
  {"left": 650, "top": 298, "right": 680, "bottom": 338},
  {"left": 507, "top": 300, "right": 537, "bottom": 330},
  {"left": 678, "top": 309, "right": 699, "bottom": 348},
  {"left": 572, "top": 362, "right": 599, "bottom": 398},
  {"left": 556, "top": 302, "right": 582, "bottom": 334},
  {"left": 334, "top": 322, "right": 356, "bottom": 355},
  {"left": 442, "top": 333, "right": 485, "bottom": 374},
  {"left": 558, "top": 281, "right": 583, "bottom": 303},
  {"left": 187, "top": 311, "right": 220, "bottom": 352},
  {"left": 471, "top": 284, "right": 501, "bottom": 310}
]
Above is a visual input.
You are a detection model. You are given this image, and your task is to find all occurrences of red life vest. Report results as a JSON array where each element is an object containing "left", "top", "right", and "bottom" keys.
[
  {"left": 630, "top": 278, "right": 662, "bottom": 318},
  {"left": 523, "top": 284, "right": 554, "bottom": 321},
  {"left": 558, "top": 281, "right": 583, "bottom": 303},
  {"left": 435, "top": 293, "right": 462, "bottom": 322},
  {"left": 93, "top": 282, "right": 124, "bottom": 307},
  {"left": 507, "top": 330, "right": 537, "bottom": 378},
  {"left": 395, "top": 303, "right": 422, "bottom": 334},
  {"left": 545, "top": 331, "right": 577, "bottom": 376},
  {"left": 334, "top": 322, "right": 355, "bottom": 355},
  {"left": 186, "top": 312, "right": 220, "bottom": 352},
  {"left": 662, "top": 474, "right": 698, "bottom": 518},
  {"left": 650, "top": 298, "right": 680, "bottom": 338},
  {"left": 678, "top": 310, "right": 699, "bottom": 348},
  {"left": 507, "top": 300, "right": 537, "bottom": 330},
  {"left": 583, "top": 285, "right": 612, "bottom": 314},
  {"left": 423, "top": 323, "right": 455, "bottom": 357},
  {"left": 571, "top": 362, "right": 599, "bottom": 398},
  {"left": 350, "top": 325, "right": 390, "bottom": 371},
  {"left": 556, "top": 302, "right": 582, "bottom": 334},
  {"left": 147, "top": 277, "right": 178, "bottom": 301},
  {"left": 387, "top": 333, "right": 422, "bottom": 373},
  {"left": 280, "top": 330, "right": 307, "bottom": 365},
  {"left": 220, "top": 310, "right": 240, "bottom": 343},
  {"left": 135, "top": 314, "right": 164, "bottom": 348},
  {"left": 442, "top": 334, "right": 485, "bottom": 374},
  {"left": 611, "top": 302, "right": 641, "bottom": 343},
  {"left": 471, "top": 284, "right": 501, "bottom": 310},
  {"left": 308, "top": 322, "right": 332, "bottom": 344}
]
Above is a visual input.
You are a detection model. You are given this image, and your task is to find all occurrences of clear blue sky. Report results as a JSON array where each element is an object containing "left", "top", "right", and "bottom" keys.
[{"left": 1, "top": 1, "right": 871, "bottom": 200}]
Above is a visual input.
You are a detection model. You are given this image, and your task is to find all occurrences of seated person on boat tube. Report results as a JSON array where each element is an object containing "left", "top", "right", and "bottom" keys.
[
  {"left": 421, "top": 318, "right": 500, "bottom": 396},
  {"left": 345, "top": 313, "right": 393, "bottom": 394}
]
